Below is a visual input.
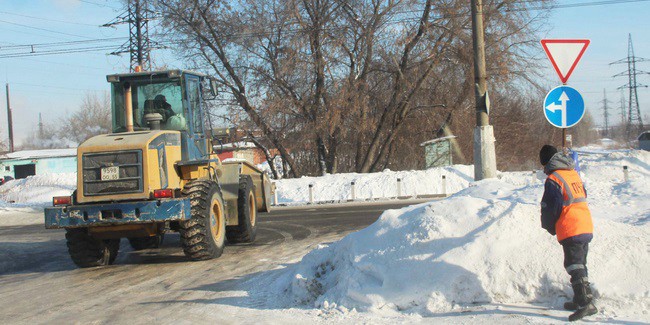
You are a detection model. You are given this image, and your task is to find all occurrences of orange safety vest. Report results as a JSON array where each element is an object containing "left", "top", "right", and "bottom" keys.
[{"left": 547, "top": 170, "right": 593, "bottom": 242}]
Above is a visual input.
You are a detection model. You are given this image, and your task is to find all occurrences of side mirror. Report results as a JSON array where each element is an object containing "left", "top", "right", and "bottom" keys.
[
  {"left": 212, "top": 127, "right": 230, "bottom": 154},
  {"left": 209, "top": 78, "right": 218, "bottom": 97},
  {"left": 212, "top": 137, "right": 224, "bottom": 154}
]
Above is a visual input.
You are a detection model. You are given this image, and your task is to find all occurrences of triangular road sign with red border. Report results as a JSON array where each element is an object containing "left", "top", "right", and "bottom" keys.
[{"left": 540, "top": 39, "right": 590, "bottom": 84}]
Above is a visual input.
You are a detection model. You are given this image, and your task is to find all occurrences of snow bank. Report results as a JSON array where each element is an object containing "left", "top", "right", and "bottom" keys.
[
  {"left": 0, "top": 173, "right": 76, "bottom": 207},
  {"left": 275, "top": 165, "right": 475, "bottom": 204},
  {"left": 272, "top": 150, "right": 650, "bottom": 318}
]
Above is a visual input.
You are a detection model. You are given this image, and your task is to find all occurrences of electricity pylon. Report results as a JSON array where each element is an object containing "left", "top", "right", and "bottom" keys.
[{"left": 611, "top": 34, "right": 648, "bottom": 140}]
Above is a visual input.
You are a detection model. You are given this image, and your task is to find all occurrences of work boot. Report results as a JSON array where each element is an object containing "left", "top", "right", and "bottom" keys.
[
  {"left": 564, "top": 301, "right": 578, "bottom": 311},
  {"left": 571, "top": 278, "right": 593, "bottom": 306},
  {"left": 569, "top": 302, "right": 598, "bottom": 321}
]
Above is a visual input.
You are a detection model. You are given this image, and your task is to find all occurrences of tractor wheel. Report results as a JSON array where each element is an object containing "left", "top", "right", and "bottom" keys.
[
  {"left": 179, "top": 179, "right": 226, "bottom": 260},
  {"left": 65, "top": 228, "right": 120, "bottom": 268},
  {"left": 127, "top": 234, "right": 164, "bottom": 251},
  {"left": 226, "top": 175, "right": 257, "bottom": 243}
]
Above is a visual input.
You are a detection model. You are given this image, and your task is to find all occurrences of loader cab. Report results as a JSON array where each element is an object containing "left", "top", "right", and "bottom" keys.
[{"left": 107, "top": 70, "right": 211, "bottom": 160}]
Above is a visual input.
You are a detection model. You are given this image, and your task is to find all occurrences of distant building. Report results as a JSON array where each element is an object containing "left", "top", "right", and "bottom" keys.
[
  {"left": 420, "top": 136, "right": 456, "bottom": 169},
  {"left": 638, "top": 131, "right": 650, "bottom": 151},
  {"left": 216, "top": 142, "right": 270, "bottom": 165},
  {"left": 0, "top": 148, "right": 77, "bottom": 179}
]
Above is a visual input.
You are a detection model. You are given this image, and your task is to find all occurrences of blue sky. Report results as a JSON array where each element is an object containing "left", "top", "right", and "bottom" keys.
[
  {"left": 543, "top": 1, "right": 650, "bottom": 132},
  {"left": 0, "top": 0, "right": 649, "bottom": 147}
]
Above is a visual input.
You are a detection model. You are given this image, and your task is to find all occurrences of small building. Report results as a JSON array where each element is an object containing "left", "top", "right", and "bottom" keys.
[
  {"left": 216, "top": 142, "right": 268, "bottom": 165},
  {"left": 638, "top": 131, "right": 650, "bottom": 151},
  {"left": 0, "top": 148, "right": 77, "bottom": 179},
  {"left": 420, "top": 136, "right": 456, "bottom": 169}
]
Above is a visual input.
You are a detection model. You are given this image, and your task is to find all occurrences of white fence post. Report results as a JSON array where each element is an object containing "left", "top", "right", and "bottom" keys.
[
  {"left": 272, "top": 182, "right": 278, "bottom": 205},
  {"left": 623, "top": 166, "right": 629, "bottom": 182},
  {"left": 309, "top": 184, "right": 314, "bottom": 204},
  {"left": 350, "top": 181, "right": 356, "bottom": 201},
  {"left": 442, "top": 175, "right": 447, "bottom": 196},
  {"left": 396, "top": 178, "right": 402, "bottom": 197}
]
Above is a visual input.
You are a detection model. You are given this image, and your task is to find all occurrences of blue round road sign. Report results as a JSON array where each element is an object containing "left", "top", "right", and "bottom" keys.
[{"left": 543, "top": 85, "right": 585, "bottom": 128}]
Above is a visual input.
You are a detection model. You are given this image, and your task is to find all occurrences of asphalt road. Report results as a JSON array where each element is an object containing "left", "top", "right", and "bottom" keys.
[{"left": 0, "top": 200, "right": 430, "bottom": 323}]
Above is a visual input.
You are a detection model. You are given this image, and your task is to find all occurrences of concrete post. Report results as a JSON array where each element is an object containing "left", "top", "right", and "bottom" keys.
[
  {"left": 442, "top": 175, "right": 447, "bottom": 196},
  {"left": 471, "top": 0, "right": 497, "bottom": 180},
  {"left": 308, "top": 184, "right": 314, "bottom": 204},
  {"left": 396, "top": 178, "right": 402, "bottom": 197},
  {"left": 473, "top": 125, "right": 497, "bottom": 180},
  {"left": 623, "top": 166, "right": 629, "bottom": 182},
  {"left": 272, "top": 182, "right": 278, "bottom": 206},
  {"left": 350, "top": 181, "right": 356, "bottom": 201}
]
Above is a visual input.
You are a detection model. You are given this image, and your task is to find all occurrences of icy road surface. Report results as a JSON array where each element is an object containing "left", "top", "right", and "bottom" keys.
[{"left": 0, "top": 201, "right": 428, "bottom": 324}]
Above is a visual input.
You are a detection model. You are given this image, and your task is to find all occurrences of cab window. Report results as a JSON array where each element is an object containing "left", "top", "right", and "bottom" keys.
[
  {"left": 187, "top": 78, "right": 203, "bottom": 134},
  {"left": 112, "top": 80, "right": 187, "bottom": 132}
]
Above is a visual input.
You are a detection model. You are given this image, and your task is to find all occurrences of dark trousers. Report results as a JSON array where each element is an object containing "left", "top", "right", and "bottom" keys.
[{"left": 562, "top": 241, "right": 589, "bottom": 283}]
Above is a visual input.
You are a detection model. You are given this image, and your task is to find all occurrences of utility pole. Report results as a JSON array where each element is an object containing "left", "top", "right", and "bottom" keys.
[
  {"left": 611, "top": 34, "right": 647, "bottom": 140},
  {"left": 103, "top": 0, "right": 161, "bottom": 71},
  {"left": 600, "top": 89, "right": 610, "bottom": 137},
  {"left": 5, "top": 83, "right": 14, "bottom": 153},
  {"left": 470, "top": 0, "right": 497, "bottom": 180}
]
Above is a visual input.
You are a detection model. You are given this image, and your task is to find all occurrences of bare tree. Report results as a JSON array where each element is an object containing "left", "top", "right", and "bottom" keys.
[
  {"left": 155, "top": 0, "right": 557, "bottom": 176},
  {"left": 155, "top": 0, "right": 303, "bottom": 177},
  {"left": 20, "top": 92, "right": 111, "bottom": 150},
  {"left": 58, "top": 92, "right": 112, "bottom": 145}
]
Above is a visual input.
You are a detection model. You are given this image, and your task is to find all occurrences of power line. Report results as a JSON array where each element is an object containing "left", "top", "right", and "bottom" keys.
[
  {"left": 11, "top": 82, "right": 104, "bottom": 92},
  {"left": 0, "top": 37, "right": 126, "bottom": 50},
  {"left": 2, "top": 57, "right": 107, "bottom": 71},
  {"left": 0, "top": 11, "right": 101, "bottom": 27},
  {"left": 78, "top": 0, "right": 122, "bottom": 10},
  {"left": 507, "top": 0, "right": 650, "bottom": 11},
  {"left": 0, "top": 25, "right": 75, "bottom": 42},
  {"left": 1, "top": 0, "right": 648, "bottom": 60},
  {"left": 0, "top": 19, "right": 94, "bottom": 39},
  {"left": 0, "top": 45, "right": 121, "bottom": 58}
]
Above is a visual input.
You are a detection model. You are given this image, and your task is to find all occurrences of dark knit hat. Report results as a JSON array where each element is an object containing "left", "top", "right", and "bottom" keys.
[{"left": 539, "top": 144, "right": 558, "bottom": 166}]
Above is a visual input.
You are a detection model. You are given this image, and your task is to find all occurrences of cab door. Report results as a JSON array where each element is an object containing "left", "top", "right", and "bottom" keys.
[{"left": 185, "top": 75, "right": 208, "bottom": 158}]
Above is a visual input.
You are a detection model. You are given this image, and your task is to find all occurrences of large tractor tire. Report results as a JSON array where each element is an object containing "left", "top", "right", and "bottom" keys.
[
  {"left": 226, "top": 175, "right": 258, "bottom": 243},
  {"left": 65, "top": 228, "right": 120, "bottom": 268},
  {"left": 127, "top": 234, "right": 164, "bottom": 251},
  {"left": 179, "top": 179, "right": 226, "bottom": 260}
]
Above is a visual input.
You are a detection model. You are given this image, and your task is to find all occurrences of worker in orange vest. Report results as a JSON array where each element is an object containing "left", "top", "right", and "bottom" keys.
[{"left": 539, "top": 145, "right": 597, "bottom": 321}]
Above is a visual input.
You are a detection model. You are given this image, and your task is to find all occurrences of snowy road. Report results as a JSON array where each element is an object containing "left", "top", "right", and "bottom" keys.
[{"left": 0, "top": 200, "right": 429, "bottom": 324}]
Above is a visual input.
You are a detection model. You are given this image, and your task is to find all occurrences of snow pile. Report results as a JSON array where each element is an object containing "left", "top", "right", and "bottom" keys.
[
  {"left": 275, "top": 165, "right": 475, "bottom": 204},
  {"left": 0, "top": 173, "right": 76, "bottom": 207},
  {"left": 272, "top": 150, "right": 650, "bottom": 317}
]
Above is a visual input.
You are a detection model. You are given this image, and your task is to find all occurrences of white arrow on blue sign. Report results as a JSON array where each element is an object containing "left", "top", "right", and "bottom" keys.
[{"left": 543, "top": 85, "right": 585, "bottom": 128}]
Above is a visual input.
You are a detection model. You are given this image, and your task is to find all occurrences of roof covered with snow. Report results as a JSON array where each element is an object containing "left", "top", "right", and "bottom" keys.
[
  {"left": 419, "top": 135, "right": 456, "bottom": 146},
  {"left": 218, "top": 141, "right": 258, "bottom": 150},
  {"left": 0, "top": 148, "right": 77, "bottom": 161}
]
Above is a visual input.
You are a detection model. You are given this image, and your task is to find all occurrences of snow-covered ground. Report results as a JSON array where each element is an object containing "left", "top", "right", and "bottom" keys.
[
  {"left": 0, "top": 172, "right": 75, "bottom": 208},
  {"left": 242, "top": 148, "right": 649, "bottom": 322},
  {"left": 0, "top": 147, "right": 648, "bottom": 323},
  {"left": 275, "top": 165, "right": 474, "bottom": 204}
]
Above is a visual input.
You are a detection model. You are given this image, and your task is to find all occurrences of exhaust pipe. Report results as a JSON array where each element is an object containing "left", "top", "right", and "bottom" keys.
[{"left": 124, "top": 82, "right": 134, "bottom": 132}]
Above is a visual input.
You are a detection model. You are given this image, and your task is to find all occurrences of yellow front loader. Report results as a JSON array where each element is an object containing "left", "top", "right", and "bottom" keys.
[{"left": 45, "top": 70, "right": 272, "bottom": 268}]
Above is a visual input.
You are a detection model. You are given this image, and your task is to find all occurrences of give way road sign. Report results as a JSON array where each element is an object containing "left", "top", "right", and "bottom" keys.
[{"left": 541, "top": 39, "right": 590, "bottom": 84}]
